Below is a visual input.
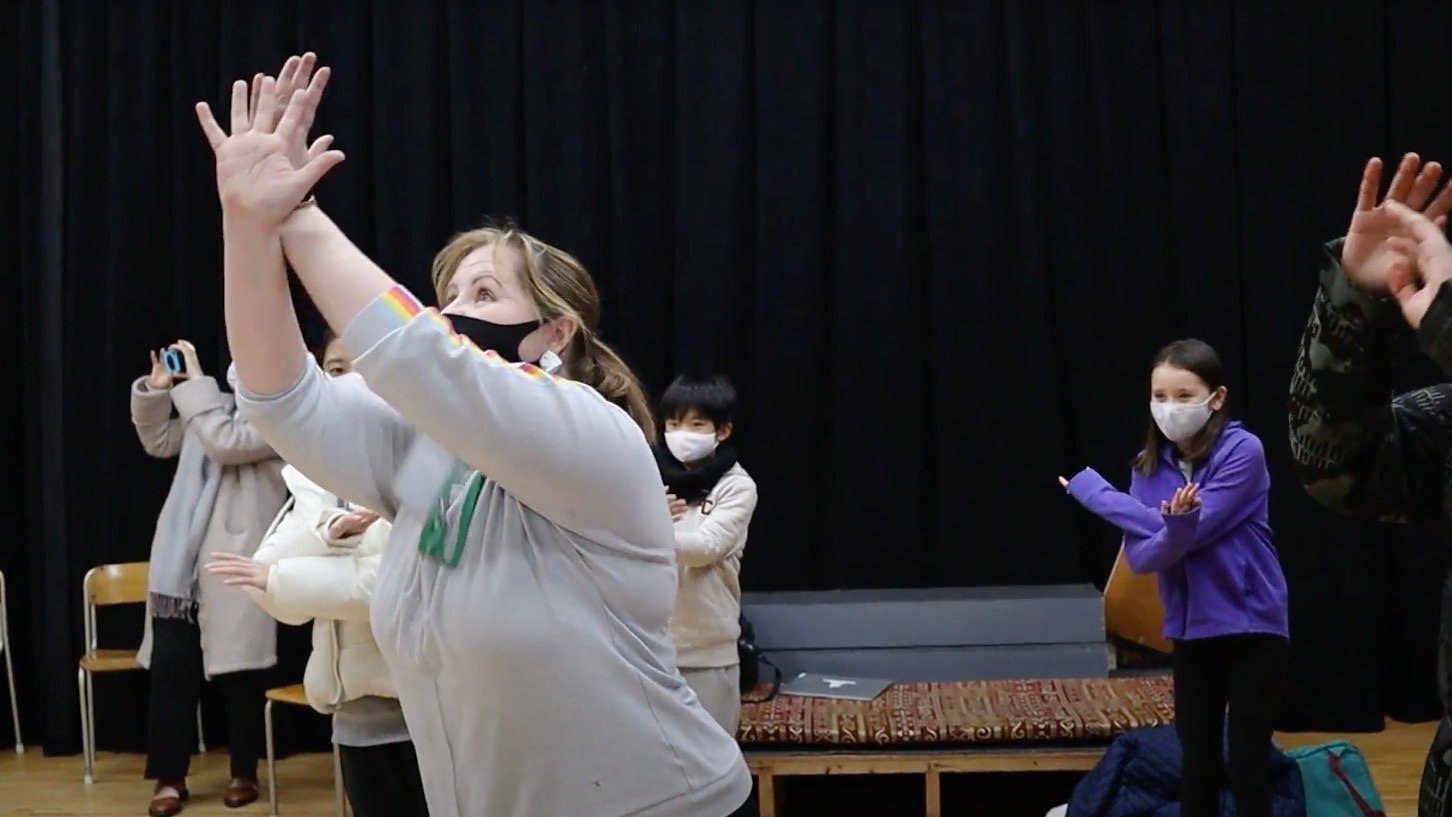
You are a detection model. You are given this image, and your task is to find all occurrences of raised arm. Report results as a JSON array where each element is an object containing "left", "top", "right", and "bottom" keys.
[
  {"left": 131, "top": 378, "right": 184, "bottom": 460},
  {"left": 1289, "top": 239, "right": 1452, "bottom": 525},
  {"left": 194, "top": 68, "right": 342, "bottom": 397},
  {"left": 167, "top": 376, "right": 276, "bottom": 465},
  {"left": 195, "top": 70, "right": 413, "bottom": 510},
  {"left": 1289, "top": 158, "right": 1452, "bottom": 525},
  {"left": 675, "top": 476, "right": 758, "bottom": 569}
]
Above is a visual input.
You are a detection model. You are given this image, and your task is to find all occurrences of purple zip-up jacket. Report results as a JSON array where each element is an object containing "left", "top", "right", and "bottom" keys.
[{"left": 1066, "top": 421, "right": 1289, "bottom": 641}]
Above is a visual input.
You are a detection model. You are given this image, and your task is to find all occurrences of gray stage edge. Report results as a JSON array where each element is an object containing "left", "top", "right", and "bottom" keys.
[{"left": 743, "top": 585, "right": 1108, "bottom": 683}]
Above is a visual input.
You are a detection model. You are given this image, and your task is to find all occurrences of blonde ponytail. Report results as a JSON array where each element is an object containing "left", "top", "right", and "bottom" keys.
[{"left": 575, "top": 334, "right": 657, "bottom": 443}]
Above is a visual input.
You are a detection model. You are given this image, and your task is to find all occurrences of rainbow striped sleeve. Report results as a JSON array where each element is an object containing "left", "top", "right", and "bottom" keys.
[
  {"left": 339, "top": 285, "right": 428, "bottom": 359},
  {"left": 340, "top": 285, "right": 566, "bottom": 386}
]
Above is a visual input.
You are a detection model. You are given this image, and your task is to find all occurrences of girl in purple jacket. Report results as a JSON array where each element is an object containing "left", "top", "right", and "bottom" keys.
[{"left": 1061, "top": 339, "right": 1289, "bottom": 817}]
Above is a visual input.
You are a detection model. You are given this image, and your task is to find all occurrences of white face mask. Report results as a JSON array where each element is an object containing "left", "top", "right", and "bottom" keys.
[
  {"left": 225, "top": 363, "right": 240, "bottom": 392},
  {"left": 1150, "top": 396, "right": 1215, "bottom": 443},
  {"left": 665, "top": 430, "right": 719, "bottom": 464}
]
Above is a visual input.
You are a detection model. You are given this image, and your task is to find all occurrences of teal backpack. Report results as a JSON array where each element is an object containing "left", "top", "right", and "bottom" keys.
[{"left": 1285, "top": 740, "right": 1386, "bottom": 817}]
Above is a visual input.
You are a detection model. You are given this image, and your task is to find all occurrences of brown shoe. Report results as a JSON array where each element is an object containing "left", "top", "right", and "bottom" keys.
[
  {"left": 223, "top": 777, "right": 259, "bottom": 809},
  {"left": 148, "top": 781, "right": 189, "bottom": 817}
]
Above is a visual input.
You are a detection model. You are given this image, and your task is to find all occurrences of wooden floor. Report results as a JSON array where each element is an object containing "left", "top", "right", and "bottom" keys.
[
  {"left": 0, "top": 749, "right": 342, "bottom": 817},
  {"left": 0, "top": 720, "right": 1438, "bottom": 816}
]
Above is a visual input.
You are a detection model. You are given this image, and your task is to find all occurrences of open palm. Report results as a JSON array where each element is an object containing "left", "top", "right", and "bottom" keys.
[
  {"left": 1342, "top": 154, "right": 1452, "bottom": 295},
  {"left": 1381, "top": 202, "right": 1452, "bottom": 329},
  {"left": 247, "top": 53, "right": 333, "bottom": 171},
  {"left": 195, "top": 75, "right": 343, "bottom": 227}
]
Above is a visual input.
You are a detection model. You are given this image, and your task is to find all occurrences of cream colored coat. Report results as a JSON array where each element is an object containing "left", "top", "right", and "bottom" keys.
[
  {"left": 246, "top": 466, "right": 395, "bottom": 713},
  {"left": 670, "top": 464, "right": 757, "bottom": 668}
]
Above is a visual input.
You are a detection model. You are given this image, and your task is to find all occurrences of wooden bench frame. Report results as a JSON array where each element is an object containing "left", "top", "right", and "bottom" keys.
[{"left": 744, "top": 746, "right": 1103, "bottom": 817}]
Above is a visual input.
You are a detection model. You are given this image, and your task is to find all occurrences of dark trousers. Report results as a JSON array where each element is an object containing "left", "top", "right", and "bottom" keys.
[
  {"left": 1172, "top": 634, "right": 1287, "bottom": 817},
  {"left": 338, "top": 741, "right": 430, "bottom": 817},
  {"left": 144, "top": 616, "right": 266, "bottom": 781}
]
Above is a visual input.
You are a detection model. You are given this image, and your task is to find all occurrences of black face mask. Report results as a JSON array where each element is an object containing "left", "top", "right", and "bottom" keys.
[{"left": 445, "top": 314, "right": 542, "bottom": 363}]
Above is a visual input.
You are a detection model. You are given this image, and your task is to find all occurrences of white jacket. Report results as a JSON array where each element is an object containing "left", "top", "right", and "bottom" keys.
[
  {"left": 247, "top": 466, "right": 396, "bottom": 714},
  {"left": 670, "top": 463, "right": 758, "bottom": 668}
]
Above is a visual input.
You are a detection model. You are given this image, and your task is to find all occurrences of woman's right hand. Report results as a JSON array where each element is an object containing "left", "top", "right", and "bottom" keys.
[
  {"left": 194, "top": 72, "right": 343, "bottom": 228},
  {"left": 146, "top": 350, "right": 173, "bottom": 390}
]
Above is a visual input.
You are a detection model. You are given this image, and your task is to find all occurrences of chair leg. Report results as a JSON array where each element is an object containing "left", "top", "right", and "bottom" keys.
[
  {"left": 86, "top": 671, "right": 96, "bottom": 779},
  {"left": 1, "top": 629, "right": 18, "bottom": 760},
  {"left": 196, "top": 703, "right": 206, "bottom": 754},
  {"left": 77, "top": 668, "right": 93, "bottom": 784},
  {"left": 332, "top": 741, "right": 345, "bottom": 817},
  {"left": 265, "top": 700, "right": 278, "bottom": 817},
  {"left": 2, "top": 602, "right": 20, "bottom": 753}
]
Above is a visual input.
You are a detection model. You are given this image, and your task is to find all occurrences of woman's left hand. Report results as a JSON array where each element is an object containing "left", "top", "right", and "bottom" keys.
[
  {"left": 195, "top": 72, "right": 343, "bottom": 228},
  {"left": 204, "top": 552, "right": 270, "bottom": 590},
  {"left": 248, "top": 54, "right": 333, "bottom": 171}
]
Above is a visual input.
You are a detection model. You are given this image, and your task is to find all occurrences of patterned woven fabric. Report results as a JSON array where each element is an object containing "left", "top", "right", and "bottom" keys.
[{"left": 737, "top": 676, "right": 1174, "bottom": 747}]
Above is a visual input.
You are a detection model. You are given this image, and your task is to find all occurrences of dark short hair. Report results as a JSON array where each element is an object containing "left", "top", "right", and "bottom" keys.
[
  {"left": 660, "top": 374, "right": 737, "bottom": 427},
  {"left": 312, "top": 329, "right": 339, "bottom": 368}
]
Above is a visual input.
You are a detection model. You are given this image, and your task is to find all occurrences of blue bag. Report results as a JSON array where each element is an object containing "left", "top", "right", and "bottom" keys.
[{"left": 1285, "top": 741, "right": 1385, "bottom": 817}]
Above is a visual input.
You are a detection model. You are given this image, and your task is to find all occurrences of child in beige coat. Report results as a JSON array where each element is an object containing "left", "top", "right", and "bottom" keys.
[{"left": 655, "top": 374, "right": 759, "bottom": 736}]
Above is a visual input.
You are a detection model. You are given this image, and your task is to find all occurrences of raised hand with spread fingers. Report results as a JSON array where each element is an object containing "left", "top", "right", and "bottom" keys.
[
  {"left": 248, "top": 53, "right": 334, "bottom": 170},
  {"left": 1380, "top": 200, "right": 1452, "bottom": 329},
  {"left": 194, "top": 72, "right": 343, "bottom": 227},
  {"left": 1341, "top": 153, "right": 1452, "bottom": 297}
]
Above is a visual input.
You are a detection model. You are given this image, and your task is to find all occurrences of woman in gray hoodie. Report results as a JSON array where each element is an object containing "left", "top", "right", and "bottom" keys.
[
  {"left": 191, "top": 62, "right": 751, "bottom": 817},
  {"left": 130, "top": 340, "right": 286, "bottom": 816}
]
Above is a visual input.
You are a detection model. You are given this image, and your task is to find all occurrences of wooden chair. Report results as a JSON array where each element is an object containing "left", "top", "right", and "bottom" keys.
[
  {"left": 264, "top": 683, "right": 345, "bottom": 817},
  {"left": 78, "top": 563, "right": 204, "bottom": 784},
  {"left": 1102, "top": 542, "right": 1172, "bottom": 655},
  {"left": 1, "top": 570, "right": 21, "bottom": 752}
]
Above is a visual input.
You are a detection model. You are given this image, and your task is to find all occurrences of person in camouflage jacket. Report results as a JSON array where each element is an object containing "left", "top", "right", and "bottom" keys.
[{"left": 1289, "top": 152, "right": 1452, "bottom": 817}]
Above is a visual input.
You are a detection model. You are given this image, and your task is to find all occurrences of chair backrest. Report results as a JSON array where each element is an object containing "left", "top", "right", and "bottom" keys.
[
  {"left": 84, "top": 563, "right": 148, "bottom": 607},
  {"left": 1103, "top": 543, "right": 1171, "bottom": 654},
  {"left": 82, "top": 562, "right": 149, "bottom": 655}
]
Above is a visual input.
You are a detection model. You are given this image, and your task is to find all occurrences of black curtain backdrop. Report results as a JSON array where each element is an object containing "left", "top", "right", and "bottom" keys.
[{"left": 7, "top": 0, "right": 1452, "bottom": 757}]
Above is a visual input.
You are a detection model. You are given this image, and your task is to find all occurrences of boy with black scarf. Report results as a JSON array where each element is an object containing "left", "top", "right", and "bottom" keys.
[{"left": 655, "top": 374, "right": 759, "bottom": 736}]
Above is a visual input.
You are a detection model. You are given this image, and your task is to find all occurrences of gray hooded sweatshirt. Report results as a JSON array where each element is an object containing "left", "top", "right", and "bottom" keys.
[{"left": 238, "top": 286, "right": 750, "bottom": 817}]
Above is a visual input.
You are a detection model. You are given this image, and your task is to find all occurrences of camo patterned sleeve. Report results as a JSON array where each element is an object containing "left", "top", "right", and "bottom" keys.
[{"left": 1288, "top": 239, "right": 1452, "bottom": 525}]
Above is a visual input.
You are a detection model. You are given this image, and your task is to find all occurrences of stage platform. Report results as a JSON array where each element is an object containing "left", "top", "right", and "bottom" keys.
[
  {"left": 737, "top": 675, "right": 1174, "bottom": 817},
  {"left": 742, "top": 585, "right": 1110, "bottom": 682}
]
